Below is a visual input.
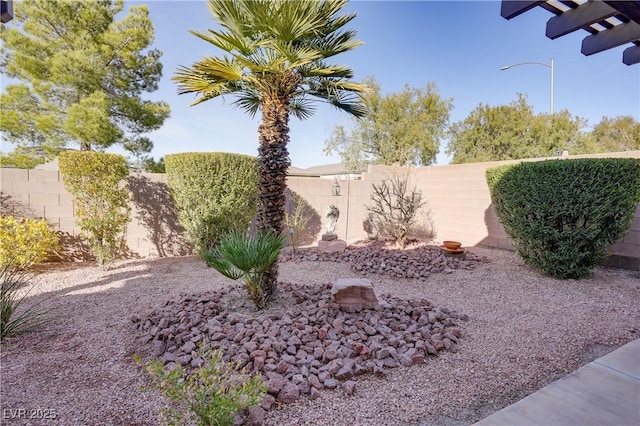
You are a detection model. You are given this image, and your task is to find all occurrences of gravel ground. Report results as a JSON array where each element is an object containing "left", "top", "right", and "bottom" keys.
[{"left": 1, "top": 246, "right": 639, "bottom": 426}]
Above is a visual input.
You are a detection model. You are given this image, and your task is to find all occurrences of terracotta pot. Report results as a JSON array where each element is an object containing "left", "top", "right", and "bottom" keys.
[{"left": 443, "top": 240, "right": 462, "bottom": 250}]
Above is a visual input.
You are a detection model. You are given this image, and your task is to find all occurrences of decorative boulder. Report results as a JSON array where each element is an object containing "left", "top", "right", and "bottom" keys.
[{"left": 331, "top": 278, "right": 379, "bottom": 312}]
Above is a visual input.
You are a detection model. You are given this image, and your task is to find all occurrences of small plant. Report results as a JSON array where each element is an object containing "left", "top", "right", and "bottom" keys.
[
  {"left": 0, "top": 215, "right": 59, "bottom": 270},
  {"left": 284, "top": 192, "right": 311, "bottom": 254},
  {"left": 1, "top": 265, "right": 52, "bottom": 340},
  {"left": 140, "top": 348, "right": 267, "bottom": 426},
  {"left": 59, "top": 151, "right": 131, "bottom": 269},
  {"left": 366, "top": 172, "right": 428, "bottom": 249},
  {"left": 204, "top": 230, "right": 284, "bottom": 309}
]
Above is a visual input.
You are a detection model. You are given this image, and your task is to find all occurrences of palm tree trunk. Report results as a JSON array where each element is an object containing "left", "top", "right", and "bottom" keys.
[{"left": 256, "top": 94, "right": 290, "bottom": 301}]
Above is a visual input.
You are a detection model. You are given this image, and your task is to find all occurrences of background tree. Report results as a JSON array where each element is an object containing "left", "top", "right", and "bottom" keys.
[
  {"left": 0, "top": 0, "right": 170, "bottom": 165},
  {"left": 446, "top": 94, "right": 588, "bottom": 164},
  {"left": 123, "top": 137, "right": 154, "bottom": 172},
  {"left": 589, "top": 116, "right": 640, "bottom": 152},
  {"left": 324, "top": 76, "right": 453, "bottom": 171},
  {"left": 173, "top": 0, "right": 366, "bottom": 303},
  {"left": 143, "top": 157, "right": 166, "bottom": 173}
]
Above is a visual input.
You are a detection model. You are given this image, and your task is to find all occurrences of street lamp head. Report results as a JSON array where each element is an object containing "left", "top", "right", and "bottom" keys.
[{"left": 500, "top": 65, "right": 511, "bottom": 71}]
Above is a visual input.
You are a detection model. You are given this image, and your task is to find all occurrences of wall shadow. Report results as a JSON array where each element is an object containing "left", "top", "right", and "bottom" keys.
[
  {"left": 478, "top": 203, "right": 512, "bottom": 250},
  {"left": 128, "top": 175, "right": 192, "bottom": 257},
  {"left": 284, "top": 188, "right": 321, "bottom": 247},
  {"left": 54, "top": 231, "right": 94, "bottom": 262},
  {"left": 1, "top": 192, "right": 36, "bottom": 217}
]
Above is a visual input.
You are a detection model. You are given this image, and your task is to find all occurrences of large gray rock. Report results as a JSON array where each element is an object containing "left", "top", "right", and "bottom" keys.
[{"left": 331, "top": 278, "right": 379, "bottom": 312}]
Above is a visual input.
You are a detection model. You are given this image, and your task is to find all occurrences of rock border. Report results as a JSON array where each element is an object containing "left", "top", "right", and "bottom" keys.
[
  {"left": 279, "top": 240, "right": 487, "bottom": 278},
  {"left": 134, "top": 281, "right": 468, "bottom": 420}
]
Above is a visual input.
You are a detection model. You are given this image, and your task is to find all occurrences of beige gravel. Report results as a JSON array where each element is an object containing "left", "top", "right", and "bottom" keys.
[{"left": 1, "top": 247, "right": 639, "bottom": 426}]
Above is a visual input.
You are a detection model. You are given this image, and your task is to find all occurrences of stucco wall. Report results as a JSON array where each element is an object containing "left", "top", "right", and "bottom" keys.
[{"left": 1, "top": 150, "right": 638, "bottom": 270}]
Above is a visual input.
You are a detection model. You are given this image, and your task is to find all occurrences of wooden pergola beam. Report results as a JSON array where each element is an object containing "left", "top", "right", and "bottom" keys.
[
  {"left": 582, "top": 20, "right": 640, "bottom": 55},
  {"left": 546, "top": 1, "right": 618, "bottom": 39},
  {"left": 604, "top": 1, "right": 640, "bottom": 25},
  {"left": 1, "top": 0, "right": 13, "bottom": 23},
  {"left": 501, "top": 1, "right": 545, "bottom": 20},
  {"left": 623, "top": 45, "right": 640, "bottom": 65}
]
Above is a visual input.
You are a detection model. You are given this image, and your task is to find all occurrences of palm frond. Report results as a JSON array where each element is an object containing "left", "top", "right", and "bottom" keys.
[
  {"left": 299, "top": 63, "right": 355, "bottom": 79},
  {"left": 189, "top": 29, "right": 256, "bottom": 56},
  {"left": 191, "top": 57, "right": 244, "bottom": 81},
  {"left": 289, "top": 95, "right": 316, "bottom": 120},
  {"left": 232, "top": 91, "right": 261, "bottom": 118},
  {"left": 177, "top": 0, "right": 365, "bottom": 118},
  {"left": 205, "top": 230, "right": 284, "bottom": 279}
]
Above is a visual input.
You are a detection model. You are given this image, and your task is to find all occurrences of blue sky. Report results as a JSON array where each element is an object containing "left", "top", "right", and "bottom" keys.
[{"left": 4, "top": 1, "right": 640, "bottom": 168}]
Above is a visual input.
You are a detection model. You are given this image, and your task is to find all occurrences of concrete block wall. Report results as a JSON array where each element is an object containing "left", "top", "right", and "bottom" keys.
[
  {"left": 1, "top": 169, "right": 190, "bottom": 260},
  {"left": 1, "top": 150, "right": 638, "bottom": 270}
]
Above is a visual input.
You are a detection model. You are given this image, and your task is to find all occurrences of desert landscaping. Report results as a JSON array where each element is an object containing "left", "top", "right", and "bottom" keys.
[{"left": 1, "top": 241, "right": 639, "bottom": 425}]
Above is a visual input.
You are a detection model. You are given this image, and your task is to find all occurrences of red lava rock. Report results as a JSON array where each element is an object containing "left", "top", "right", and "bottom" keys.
[
  {"left": 266, "top": 373, "right": 285, "bottom": 395},
  {"left": 259, "top": 394, "right": 276, "bottom": 410},
  {"left": 278, "top": 382, "right": 300, "bottom": 403},
  {"left": 343, "top": 380, "right": 356, "bottom": 396},
  {"left": 136, "top": 277, "right": 468, "bottom": 416},
  {"left": 323, "top": 378, "right": 339, "bottom": 389}
]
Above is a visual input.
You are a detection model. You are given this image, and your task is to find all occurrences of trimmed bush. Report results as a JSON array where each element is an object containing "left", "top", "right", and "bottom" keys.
[
  {"left": 0, "top": 215, "right": 59, "bottom": 270},
  {"left": 59, "top": 151, "right": 131, "bottom": 268},
  {"left": 486, "top": 158, "right": 640, "bottom": 279},
  {"left": 165, "top": 153, "right": 258, "bottom": 256}
]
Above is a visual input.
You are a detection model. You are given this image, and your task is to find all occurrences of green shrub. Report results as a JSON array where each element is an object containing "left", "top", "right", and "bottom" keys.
[
  {"left": 1, "top": 266, "right": 53, "bottom": 340},
  {"left": 139, "top": 347, "right": 267, "bottom": 426},
  {"left": 486, "top": 158, "right": 640, "bottom": 278},
  {"left": 59, "top": 151, "right": 131, "bottom": 268},
  {"left": 205, "top": 230, "right": 284, "bottom": 309},
  {"left": 165, "top": 153, "right": 258, "bottom": 256},
  {"left": 0, "top": 215, "right": 59, "bottom": 270}
]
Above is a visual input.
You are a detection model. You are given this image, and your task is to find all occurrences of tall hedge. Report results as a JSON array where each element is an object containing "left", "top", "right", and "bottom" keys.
[
  {"left": 486, "top": 158, "right": 640, "bottom": 279},
  {"left": 59, "top": 151, "right": 131, "bottom": 268},
  {"left": 165, "top": 153, "right": 258, "bottom": 256}
]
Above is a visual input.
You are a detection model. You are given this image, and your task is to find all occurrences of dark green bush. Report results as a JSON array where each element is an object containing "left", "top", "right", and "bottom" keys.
[
  {"left": 165, "top": 153, "right": 258, "bottom": 256},
  {"left": 486, "top": 158, "right": 640, "bottom": 279}
]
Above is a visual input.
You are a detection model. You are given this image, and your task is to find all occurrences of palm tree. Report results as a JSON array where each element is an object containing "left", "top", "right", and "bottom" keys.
[{"left": 173, "top": 0, "right": 367, "bottom": 303}]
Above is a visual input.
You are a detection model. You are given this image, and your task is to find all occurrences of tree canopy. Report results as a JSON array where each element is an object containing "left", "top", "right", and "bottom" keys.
[
  {"left": 0, "top": 0, "right": 170, "bottom": 165},
  {"left": 446, "top": 94, "right": 590, "bottom": 164},
  {"left": 324, "top": 76, "right": 453, "bottom": 171},
  {"left": 589, "top": 116, "right": 640, "bottom": 152}
]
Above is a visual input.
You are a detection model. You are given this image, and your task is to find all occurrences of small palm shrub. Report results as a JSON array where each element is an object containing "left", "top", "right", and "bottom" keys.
[
  {"left": 486, "top": 158, "right": 640, "bottom": 279},
  {"left": 59, "top": 151, "right": 131, "bottom": 268},
  {"left": 140, "top": 348, "right": 267, "bottom": 426},
  {"left": 204, "top": 230, "right": 284, "bottom": 309},
  {"left": 1, "top": 266, "right": 52, "bottom": 340},
  {"left": 0, "top": 215, "right": 59, "bottom": 270}
]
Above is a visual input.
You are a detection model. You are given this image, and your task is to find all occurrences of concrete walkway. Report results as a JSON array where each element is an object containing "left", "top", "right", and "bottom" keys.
[{"left": 473, "top": 339, "right": 640, "bottom": 426}]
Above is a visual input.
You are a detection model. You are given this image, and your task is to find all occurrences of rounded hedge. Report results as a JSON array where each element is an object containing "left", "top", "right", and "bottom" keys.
[
  {"left": 486, "top": 158, "right": 640, "bottom": 279},
  {"left": 165, "top": 152, "right": 258, "bottom": 256}
]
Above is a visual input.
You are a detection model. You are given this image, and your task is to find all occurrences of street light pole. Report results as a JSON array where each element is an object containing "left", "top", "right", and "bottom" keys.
[{"left": 501, "top": 58, "right": 554, "bottom": 115}]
